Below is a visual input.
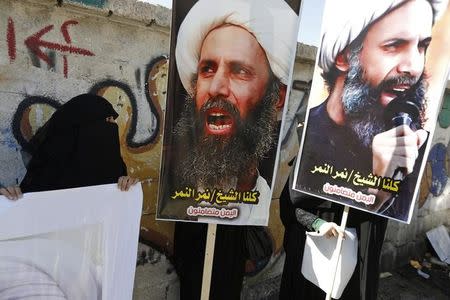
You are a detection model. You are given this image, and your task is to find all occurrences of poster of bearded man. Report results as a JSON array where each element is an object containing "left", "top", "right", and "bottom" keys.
[
  {"left": 293, "top": 0, "right": 450, "bottom": 223},
  {"left": 157, "top": 0, "right": 301, "bottom": 225}
]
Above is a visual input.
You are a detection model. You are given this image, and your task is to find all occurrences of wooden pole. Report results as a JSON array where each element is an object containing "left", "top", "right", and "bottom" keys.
[
  {"left": 200, "top": 223, "right": 217, "bottom": 300},
  {"left": 325, "top": 205, "right": 350, "bottom": 300}
]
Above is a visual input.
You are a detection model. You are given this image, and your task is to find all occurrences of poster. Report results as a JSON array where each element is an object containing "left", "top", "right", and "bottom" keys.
[
  {"left": 293, "top": 0, "right": 450, "bottom": 223},
  {"left": 156, "top": 0, "right": 301, "bottom": 225},
  {"left": 0, "top": 184, "right": 142, "bottom": 300}
]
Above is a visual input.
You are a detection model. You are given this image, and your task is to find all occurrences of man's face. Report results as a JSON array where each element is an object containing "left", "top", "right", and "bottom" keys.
[
  {"left": 341, "top": 0, "right": 432, "bottom": 148},
  {"left": 173, "top": 25, "right": 281, "bottom": 188},
  {"left": 358, "top": 0, "right": 432, "bottom": 107},
  {"left": 195, "top": 25, "right": 271, "bottom": 137}
]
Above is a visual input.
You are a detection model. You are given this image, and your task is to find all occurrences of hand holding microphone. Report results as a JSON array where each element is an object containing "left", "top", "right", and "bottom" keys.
[
  {"left": 372, "top": 91, "right": 427, "bottom": 180},
  {"left": 384, "top": 91, "right": 420, "bottom": 129}
]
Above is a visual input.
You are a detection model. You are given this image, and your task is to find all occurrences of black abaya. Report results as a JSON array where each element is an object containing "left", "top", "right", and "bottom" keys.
[
  {"left": 279, "top": 181, "right": 387, "bottom": 300},
  {"left": 174, "top": 222, "right": 246, "bottom": 300}
]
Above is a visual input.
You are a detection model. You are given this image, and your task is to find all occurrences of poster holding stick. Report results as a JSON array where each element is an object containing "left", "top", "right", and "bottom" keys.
[
  {"left": 201, "top": 224, "right": 217, "bottom": 300},
  {"left": 326, "top": 206, "right": 350, "bottom": 300}
]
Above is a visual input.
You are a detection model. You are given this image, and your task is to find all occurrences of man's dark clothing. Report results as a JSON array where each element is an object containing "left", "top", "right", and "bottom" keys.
[{"left": 174, "top": 222, "right": 246, "bottom": 300}]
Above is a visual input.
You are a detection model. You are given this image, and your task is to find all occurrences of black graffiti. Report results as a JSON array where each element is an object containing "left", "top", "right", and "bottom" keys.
[
  {"left": 11, "top": 56, "right": 168, "bottom": 152},
  {"left": 89, "top": 79, "right": 146, "bottom": 148},
  {"left": 12, "top": 96, "right": 61, "bottom": 153},
  {"left": 143, "top": 55, "right": 167, "bottom": 145}
]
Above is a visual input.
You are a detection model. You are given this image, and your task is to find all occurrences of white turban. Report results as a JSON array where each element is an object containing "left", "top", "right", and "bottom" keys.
[
  {"left": 175, "top": 0, "right": 299, "bottom": 95},
  {"left": 319, "top": 0, "right": 448, "bottom": 74}
]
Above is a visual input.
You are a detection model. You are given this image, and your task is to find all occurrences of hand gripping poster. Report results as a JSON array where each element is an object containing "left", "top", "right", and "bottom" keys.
[
  {"left": 293, "top": 0, "right": 450, "bottom": 223},
  {"left": 157, "top": 0, "right": 301, "bottom": 225}
]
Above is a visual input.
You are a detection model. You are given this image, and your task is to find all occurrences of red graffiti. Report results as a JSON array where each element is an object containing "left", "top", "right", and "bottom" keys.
[
  {"left": 61, "top": 20, "right": 79, "bottom": 44},
  {"left": 18, "top": 20, "right": 95, "bottom": 78},
  {"left": 60, "top": 20, "right": 79, "bottom": 78},
  {"left": 7, "top": 17, "right": 16, "bottom": 62},
  {"left": 6, "top": 18, "right": 94, "bottom": 77},
  {"left": 25, "top": 24, "right": 94, "bottom": 65},
  {"left": 63, "top": 56, "right": 68, "bottom": 78}
]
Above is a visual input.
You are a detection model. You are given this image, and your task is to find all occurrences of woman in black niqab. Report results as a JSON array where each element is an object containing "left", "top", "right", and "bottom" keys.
[{"left": 20, "top": 93, "right": 127, "bottom": 193}]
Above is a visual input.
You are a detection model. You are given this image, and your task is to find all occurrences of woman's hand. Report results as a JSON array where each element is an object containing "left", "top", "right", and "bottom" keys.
[
  {"left": 317, "top": 222, "right": 345, "bottom": 239},
  {"left": 0, "top": 186, "right": 23, "bottom": 200},
  {"left": 117, "top": 176, "right": 139, "bottom": 191}
]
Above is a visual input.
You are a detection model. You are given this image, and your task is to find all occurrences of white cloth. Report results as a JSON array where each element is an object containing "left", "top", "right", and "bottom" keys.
[
  {"left": 0, "top": 184, "right": 142, "bottom": 300},
  {"left": 0, "top": 238, "right": 100, "bottom": 300},
  {"left": 0, "top": 258, "right": 67, "bottom": 299},
  {"left": 175, "top": 0, "right": 299, "bottom": 95},
  {"left": 319, "top": 0, "right": 448, "bottom": 73}
]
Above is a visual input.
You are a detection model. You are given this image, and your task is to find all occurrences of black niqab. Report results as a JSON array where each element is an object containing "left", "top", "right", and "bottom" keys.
[{"left": 20, "top": 94, "right": 126, "bottom": 192}]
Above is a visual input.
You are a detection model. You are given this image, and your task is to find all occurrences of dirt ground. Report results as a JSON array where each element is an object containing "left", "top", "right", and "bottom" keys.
[
  {"left": 378, "top": 264, "right": 449, "bottom": 300},
  {"left": 133, "top": 243, "right": 450, "bottom": 300},
  {"left": 240, "top": 258, "right": 450, "bottom": 299}
]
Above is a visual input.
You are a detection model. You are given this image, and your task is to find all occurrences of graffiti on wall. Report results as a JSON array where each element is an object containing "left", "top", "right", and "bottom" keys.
[
  {"left": 438, "top": 91, "right": 450, "bottom": 128},
  {"left": 418, "top": 89, "right": 450, "bottom": 207},
  {"left": 428, "top": 143, "right": 449, "bottom": 196},
  {"left": 7, "top": 17, "right": 95, "bottom": 77},
  {"left": 69, "top": 0, "right": 107, "bottom": 8},
  {"left": 12, "top": 96, "right": 61, "bottom": 153},
  {"left": 12, "top": 57, "right": 167, "bottom": 154}
]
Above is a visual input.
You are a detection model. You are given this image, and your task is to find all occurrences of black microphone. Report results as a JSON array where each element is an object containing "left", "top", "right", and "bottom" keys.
[
  {"left": 383, "top": 92, "right": 421, "bottom": 181},
  {"left": 384, "top": 91, "right": 420, "bottom": 128}
]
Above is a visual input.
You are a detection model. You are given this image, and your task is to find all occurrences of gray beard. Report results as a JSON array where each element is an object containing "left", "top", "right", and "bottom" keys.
[
  {"left": 342, "top": 51, "right": 425, "bottom": 149},
  {"left": 172, "top": 88, "right": 279, "bottom": 189}
]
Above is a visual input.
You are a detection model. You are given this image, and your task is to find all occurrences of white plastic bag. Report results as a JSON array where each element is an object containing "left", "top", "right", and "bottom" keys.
[{"left": 301, "top": 228, "right": 358, "bottom": 299}]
